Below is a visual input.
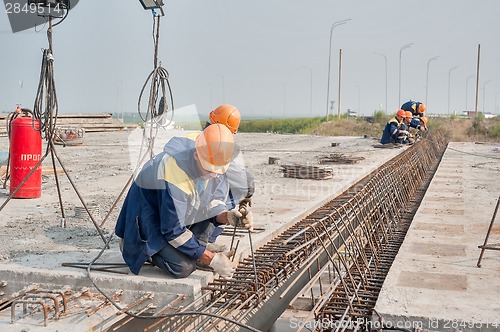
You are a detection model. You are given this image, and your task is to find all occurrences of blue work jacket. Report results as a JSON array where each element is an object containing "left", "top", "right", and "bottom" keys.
[
  {"left": 115, "top": 137, "right": 229, "bottom": 275},
  {"left": 380, "top": 118, "right": 402, "bottom": 144},
  {"left": 401, "top": 100, "right": 424, "bottom": 117}
]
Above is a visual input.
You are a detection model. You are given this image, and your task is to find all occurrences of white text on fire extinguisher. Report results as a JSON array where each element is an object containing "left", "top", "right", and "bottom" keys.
[{"left": 20, "top": 154, "right": 42, "bottom": 161}]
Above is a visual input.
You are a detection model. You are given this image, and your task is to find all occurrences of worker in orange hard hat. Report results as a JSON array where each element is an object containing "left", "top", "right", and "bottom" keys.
[
  {"left": 116, "top": 124, "right": 241, "bottom": 279},
  {"left": 380, "top": 109, "right": 409, "bottom": 144},
  {"left": 401, "top": 100, "right": 426, "bottom": 117},
  {"left": 419, "top": 116, "right": 429, "bottom": 130},
  {"left": 397, "top": 111, "right": 415, "bottom": 144},
  {"left": 195, "top": 104, "right": 255, "bottom": 233},
  {"left": 206, "top": 104, "right": 241, "bottom": 134}
]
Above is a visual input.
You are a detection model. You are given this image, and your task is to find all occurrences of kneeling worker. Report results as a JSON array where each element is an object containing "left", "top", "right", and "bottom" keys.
[
  {"left": 115, "top": 124, "right": 249, "bottom": 279},
  {"left": 380, "top": 109, "right": 408, "bottom": 144}
]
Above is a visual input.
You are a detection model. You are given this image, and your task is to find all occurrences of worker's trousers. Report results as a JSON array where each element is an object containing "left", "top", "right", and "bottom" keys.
[{"left": 151, "top": 219, "right": 221, "bottom": 278}]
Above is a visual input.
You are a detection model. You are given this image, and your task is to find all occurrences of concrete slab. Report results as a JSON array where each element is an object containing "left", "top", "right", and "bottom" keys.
[
  {"left": 373, "top": 142, "right": 500, "bottom": 331},
  {"left": 0, "top": 130, "right": 405, "bottom": 329}
]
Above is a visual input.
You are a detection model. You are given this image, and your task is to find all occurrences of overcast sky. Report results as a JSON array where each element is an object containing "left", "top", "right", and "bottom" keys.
[{"left": 1, "top": 0, "right": 499, "bottom": 118}]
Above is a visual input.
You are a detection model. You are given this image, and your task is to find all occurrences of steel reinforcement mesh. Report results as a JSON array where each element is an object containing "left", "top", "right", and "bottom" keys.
[{"left": 156, "top": 133, "right": 448, "bottom": 332}]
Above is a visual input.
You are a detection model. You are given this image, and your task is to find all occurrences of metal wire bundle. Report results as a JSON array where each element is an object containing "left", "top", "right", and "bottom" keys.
[{"left": 33, "top": 46, "right": 58, "bottom": 142}]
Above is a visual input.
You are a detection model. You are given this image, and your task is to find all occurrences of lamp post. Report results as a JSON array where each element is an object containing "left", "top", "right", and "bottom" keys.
[
  {"left": 482, "top": 80, "right": 492, "bottom": 113},
  {"left": 282, "top": 83, "right": 286, "bottom": 118},
  {"left": 209, "top": 83, "right": 213, "bottom": 110},
  {"left": 465, "top": 74, "right": 474, "bottom": 112},
  {"left": 447, "top": 66, "right": 459, "bottom": 115},
  {"left": 425, "top": 55, "right": 439, "bottom": 106},
  {"left": 355, "top": 84, "right": 361, "bottom": 115},
  {"left": 115, "top": 79, "right": 123, "bottom": 121},
  {"left": 218, "top": 74, "right": 225, "bottom": 104},
  {"left": 325, "top": 19, "right": 350, "bottom": 121},
  {"left": 495, "top": 91, "right": 500, "bottom": 114},
  {"left": 398, "top": 43, "right": 413, "bottom": 107},
  {"left": 374, "top": 52, "right": 387, "bottom": 114},
  {"left": 302, "top": 65, "right": 313, "bottom": 117},
  {"left": 18, "top": 80, "right": 23, "bottom": 106},
  {"left": 138, "top": 0, "right": 165, "bottom": 15}
]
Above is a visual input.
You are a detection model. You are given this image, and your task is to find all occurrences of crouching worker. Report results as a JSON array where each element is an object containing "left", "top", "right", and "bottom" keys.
[
  {"left": 115, "top": 124, "right": 250, "bottom": 279},
  {"left": 380, "top": 109, "right": 408, "bottom": 144}
]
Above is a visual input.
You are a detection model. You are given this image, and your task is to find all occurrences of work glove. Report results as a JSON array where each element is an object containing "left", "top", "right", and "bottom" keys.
[
  {"left": 227, "top": 208, "right": 254, "bottom": 231},
  {"left": 209, "top": 252, "right": 237, "bottom": 279},
  {"left": 240, "top": 209, "right": 254, "bottom": 232},
  {"left": 227, "top": 208, "right": 243, "bottom": 227}
]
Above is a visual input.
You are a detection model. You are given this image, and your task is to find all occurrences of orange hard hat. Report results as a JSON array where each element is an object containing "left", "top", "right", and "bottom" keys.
[
  {"left": 418, "top": 103, "right": 426, "bottom": 114},
  {"left": 405, "top": 111, "right": 413, "bottom": 119},
  {"left": 195, "top": 124, "right": 235, "bottom": 174},
  {"left": 396, "top": 109, "right": 406, "bottom": 118},
  {"left": 420, "top": 116, "right": 428, "bottom": 126},
  {"left": 209, "top": 104, "right": 241, "bottom": 134}
]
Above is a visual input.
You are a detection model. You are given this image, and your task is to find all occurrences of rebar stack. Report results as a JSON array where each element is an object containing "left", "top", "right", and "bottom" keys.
[
  {"left": 281, "top": 164, "right": 334, "bottom": 180},
  {"left": 153, "top": 134, "right": 447, "bottom": 332}
]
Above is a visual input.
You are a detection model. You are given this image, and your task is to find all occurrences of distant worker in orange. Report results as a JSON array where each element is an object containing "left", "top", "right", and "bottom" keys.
[
  {"left": 115, "top": 124, "right": 242, "bottom": 279},
  {"left": 398, "top": 111, "right": 415, "bottom": 144},
  {"left": 418, "top": 116, "right": 429, "bottom": 130},
  {"left": 401, "top": 100, "right": 426, "bottom": 117},
  {"left": 380, "top": 109, "right": 409, "bottom": 144}
]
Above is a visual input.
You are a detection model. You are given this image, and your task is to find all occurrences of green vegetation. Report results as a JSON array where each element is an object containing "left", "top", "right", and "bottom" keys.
[
  {"left": 238, "top": 117, "right": 327, "bottom": 134},
  {"left": 372, "top": 110, "right": 387, "bottom": 125},
  {"left": 117, "top": 111, "right": 500, "bottom": 141},
  {"left": 238, "top": 114, "right": 500, "bottom": 142}
]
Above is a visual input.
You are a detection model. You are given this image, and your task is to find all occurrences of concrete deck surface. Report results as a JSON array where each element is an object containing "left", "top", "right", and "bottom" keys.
[
  {"left": 373, "top": 142, "right": 500, "bottom": 331},
  {"left": 0, "top": 130, "right": 404, "bottom": 330}
]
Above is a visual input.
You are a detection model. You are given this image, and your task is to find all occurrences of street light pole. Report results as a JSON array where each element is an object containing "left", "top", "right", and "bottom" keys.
[
  {"left": 115, "top": 79, "right": 123, "bottom": 121},
  {"left": 303, "top": 65, "right": 313, "bottom": 117},
  {"left": 425, "top": 55, "right": 439, "bottom": 106},
  {"left": 374, "top": 52, "right": 387, "bottom": 114},
  {"left": 18, "top": 80, "right": 23, "bottom": 106},
  {"left": 398, "top": 43, "right": 413, "bottom": 107},
  {"left": 326, "top": 19, "right": 350, "bottom": 121},
  {"left": 482, "top": 80, "right": 492, "bottom": 113},
  {"left": 355, "top": 84, "right": 360, "bottom": 114},
  {"left": 209, "top": 83, "right": 213, "bottom": 110},
  {"left": 448, "top": 66, "right": 459, "bottom": 115},
  {"left": 495, "top": 91, "right": 500, "bottom": 114},
  {"left": 465, "top": 75, "right": 474, "bottom": 112},
  {"left": 283, "top": 83, "right": 286, "bottom": 118},
  {"left": 218, "top": 74, "right": 225, "bottom": 104},
  {"left": 337, "top": 48, "right": 343, "bottom": 119}
]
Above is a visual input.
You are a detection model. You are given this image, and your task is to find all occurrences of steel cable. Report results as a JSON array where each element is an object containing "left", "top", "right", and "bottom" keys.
[{"left": 32, "top": 47, "right": 58, "bottom": 142}]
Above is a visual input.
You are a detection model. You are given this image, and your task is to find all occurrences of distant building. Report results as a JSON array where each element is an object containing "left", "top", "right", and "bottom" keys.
[
  {"left": 461, "top": 110, "right": 497, "bottom": 118},
  {"left": 347, "top": 109, "right": 358, "bottom": 118},
  {"left": 461, "top": 110, "right": 477, "bottom": 117}
]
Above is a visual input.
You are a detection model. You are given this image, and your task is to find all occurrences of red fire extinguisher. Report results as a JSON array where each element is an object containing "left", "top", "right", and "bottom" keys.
[{"left": 9, "top": 111, "right": 42, "bottom": 199}]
